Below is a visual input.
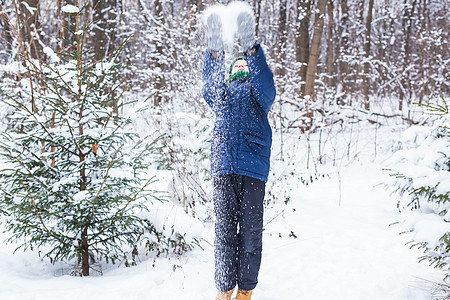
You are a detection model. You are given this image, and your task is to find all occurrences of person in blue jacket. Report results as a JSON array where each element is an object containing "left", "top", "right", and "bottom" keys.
[{"left": 203, "top": 11, "right": 276, "bottom": 300}]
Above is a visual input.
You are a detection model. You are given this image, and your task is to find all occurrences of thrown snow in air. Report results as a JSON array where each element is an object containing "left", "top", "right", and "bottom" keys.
[{"left": 202, "top": 1, "right": 254, "bottom": 46}]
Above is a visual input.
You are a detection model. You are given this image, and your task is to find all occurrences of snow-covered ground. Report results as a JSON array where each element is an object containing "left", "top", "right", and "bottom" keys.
[
  {"left": 0, "top": 120, "right": 445, "bottom": 300},
  {"left": 0, "top": 1, "right": 447, "bottom": 297}
]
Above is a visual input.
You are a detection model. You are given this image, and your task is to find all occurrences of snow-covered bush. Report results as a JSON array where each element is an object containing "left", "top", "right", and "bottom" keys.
[
  {"left": 162, "top": 111, "right": 213, "bottom": 219},
  {"left": 385, "top": 97, "right": 450, "bottom": 279},
  {"left": 0, "top": 12, "right": 193, "bottom": 276}
]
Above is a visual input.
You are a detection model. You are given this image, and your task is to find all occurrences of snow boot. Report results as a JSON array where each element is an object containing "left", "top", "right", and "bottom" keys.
[
  {"left": 236, "top": 289, "right": 253, "bottom": 300},
  {"left": 206, "top": 13, "right": 223, "bottom": 53},
  {"left": 236, "top": 11, "right": 256, "bottom": 53},
  {"left": 215, "top": 289, "right": 234, "bottom": 300}
]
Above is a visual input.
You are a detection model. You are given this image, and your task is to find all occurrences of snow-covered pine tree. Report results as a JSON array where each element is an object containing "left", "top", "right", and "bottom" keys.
[
  {"left": 386, "top": 96, "right": 450, "bottom": 279},
  {"left": 0, "top": 5, "right": 189, "bottom": 276}
]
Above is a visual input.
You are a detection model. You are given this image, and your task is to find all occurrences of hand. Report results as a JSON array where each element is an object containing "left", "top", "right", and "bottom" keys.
[
  {"left": 206, "top": 13, "right": 223, "bottom": 52},
  {"left": 237, "top": 12, "right": 256, "bottom": 54}
]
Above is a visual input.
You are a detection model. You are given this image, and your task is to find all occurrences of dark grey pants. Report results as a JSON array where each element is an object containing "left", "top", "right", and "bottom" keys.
[{"left": 213, "top": 174, "right": 265, "bottom": 291}]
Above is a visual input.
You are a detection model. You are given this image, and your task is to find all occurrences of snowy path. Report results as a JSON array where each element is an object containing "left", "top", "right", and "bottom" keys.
[{"left": 0, "top": 163, "right": 443, "bottom": 300}]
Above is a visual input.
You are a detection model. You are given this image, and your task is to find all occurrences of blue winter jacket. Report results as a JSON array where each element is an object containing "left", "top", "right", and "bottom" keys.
[{"left": 202, "top": 45, "right": 276, "bottom": 182}]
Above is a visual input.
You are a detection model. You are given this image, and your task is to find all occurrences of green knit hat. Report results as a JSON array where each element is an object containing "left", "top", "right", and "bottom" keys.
[{"left": 229, "top": 57, "right": 249, "bottom": 82}]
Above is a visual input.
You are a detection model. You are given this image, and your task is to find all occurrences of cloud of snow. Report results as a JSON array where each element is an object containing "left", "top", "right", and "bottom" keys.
[{"left": 202, "top": 1, "right": 254, "bottom": 46}]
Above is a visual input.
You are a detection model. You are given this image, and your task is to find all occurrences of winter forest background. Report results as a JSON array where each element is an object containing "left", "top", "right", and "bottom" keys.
[
  {"left": 1, "top": 0, "right": 447, "bottom": 111},
  {"left": 0, "top": 0, "right": 449, "bottom": 299}
]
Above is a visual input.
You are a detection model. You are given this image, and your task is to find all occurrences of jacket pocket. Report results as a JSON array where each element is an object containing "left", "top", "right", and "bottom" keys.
[{"left": 243, "top": 131, "right": 269, "bottom": 157}]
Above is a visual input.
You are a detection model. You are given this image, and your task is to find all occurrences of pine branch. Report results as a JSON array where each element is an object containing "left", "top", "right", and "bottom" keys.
[
  {"left": 38, "top": 59, "right": 79, "bottom": 96},
  {"left": 21, "top": 181, "right": 60, "bottom": 242},
  {"left": 415, "top": 96, "right": 449, "bottom": 115},
  {"left": 64, "top": 117, "right": 83, "bottom": 155},
  {"left": 98, "top": 119, "right": 129, "bottom": 147},
  {"left": 0, "top": 144, "right": 48, "bottom": 188},
  {"left": 88, "top": 144, "right": 123, "bottom": 225},
  {"left": 1, "top": 93, "right": 79, "bottom": 157},
  {"left": 88, "top": 176, "right": 156, "bottom": 246}
]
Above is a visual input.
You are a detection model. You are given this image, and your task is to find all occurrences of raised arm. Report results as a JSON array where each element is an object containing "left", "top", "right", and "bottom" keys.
[
  {"left": 202, "top": 50, "right": 226, "bottom": 110},
  {"left": 246, "top": 44, "right": 276, "bottom": 115},
  {"left": 202, "top": 13, "right": 226, "bottom": 110}
]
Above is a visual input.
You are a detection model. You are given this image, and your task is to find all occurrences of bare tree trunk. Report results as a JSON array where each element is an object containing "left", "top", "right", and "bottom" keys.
[
  {"left": 363, "top": 0, "right": 374, "bottom": 110},
  {"left": 417, "top": 0, "right": 429, "bottom": 103},
  {"left": 359, "top": 0, "right": 366, "bottom": 24},
  {"left": 92, "top": 0, "right": 118, "bottom": 61},
  {"left": 10, "top": 0, "right": 41, "bottom": 112},
  {"left": 376, "top": 0, "right": 389, "bottom": 98},
  {"left": 338, "top": 0, "right": 349, "bottom": 104},
  {"left": 58, "top": 0, "right": 77, "bottom": 51},
  {"left": 153, "top": 0, "right": 165, "bottom": 106},
  {"left": 296, "top": 0, "right": 311, "bottom": 95},
  {"left": 399, "top": 0, "right": 416, "bottom": 110},
  {"left": 80, "top": 227, "right": 89, "bottom": 276},
  {"left": 74, "top": 6, "right": 89, "bottom": 276},
  {"left": 0, "top": 2, "right": 13, "bottom": 59},
  {"left": 356, "top": 0, "right": 365, "bottom": 102},
  {"left": 254, "top": 0, "right": 262, "bottom": 37},
  {"left": 326, "top": 0, "right": 335, "bottom": 89},
  {"left": 304, "top": 0, "right": 327, "bottom": 129},
  {"left": 277, "top": 0, "right": 288, "bottom": 80},
  {"left": 18, "top": 0, "right": 42, "bottom": 60},
  {"left": 304, "top": 0, "right": 327, "bottom": 99}
]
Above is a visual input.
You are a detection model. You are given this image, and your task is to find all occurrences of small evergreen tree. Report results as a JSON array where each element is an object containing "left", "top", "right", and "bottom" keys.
[
  {"left": 0, "top": 5, "right": 189, "bottom": 276},
  {"left": 386, "top": 96, "right": 450, "bottom": 280}
]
